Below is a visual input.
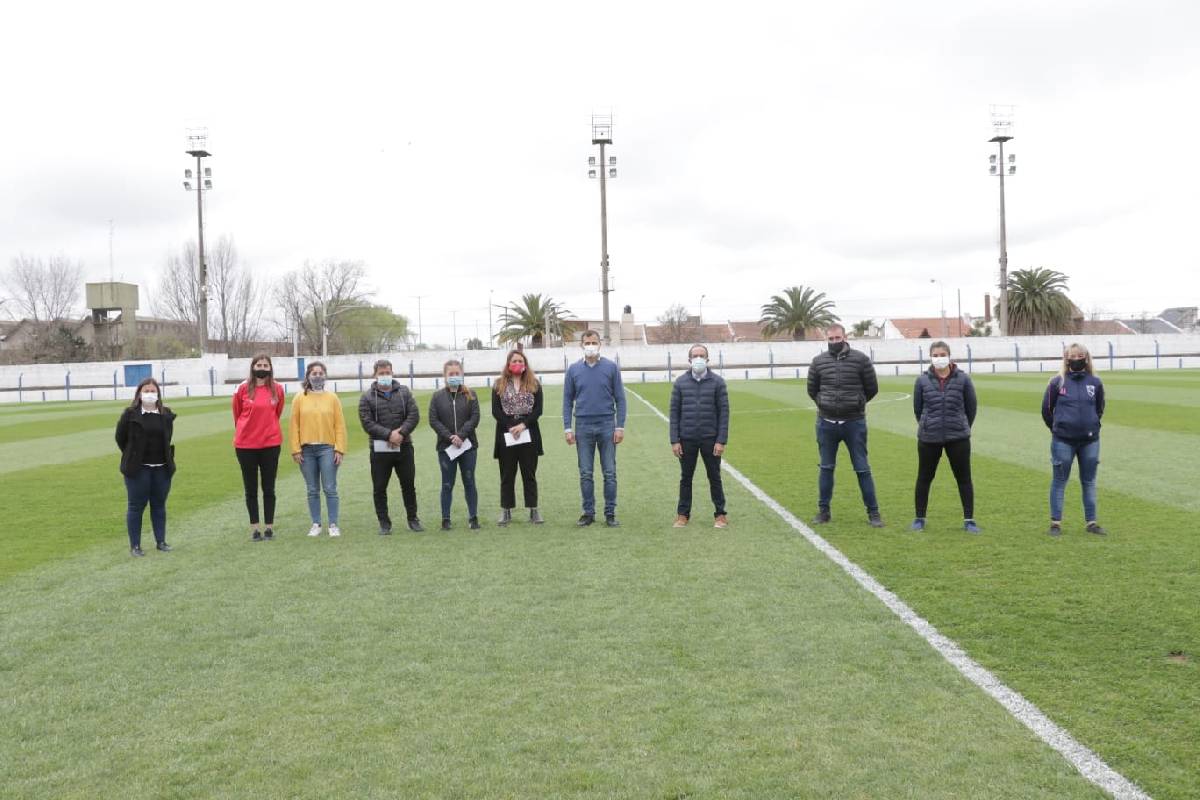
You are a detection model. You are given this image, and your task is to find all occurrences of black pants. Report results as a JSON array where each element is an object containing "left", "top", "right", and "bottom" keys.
[
  {"left": 498, "top": 445, "right": 539, "bottom": 508},
  {"left": 235, "top": 446, "right": 281, "bottom": 526},
  {"left": 371, "top": 446, "right": 418, "bottom": 523},
  {"left": 914, "top": 438, "right": 974, "bottom": 519},
  {"left": 678, "top": 439, "right": 726, "bottom": 517}
]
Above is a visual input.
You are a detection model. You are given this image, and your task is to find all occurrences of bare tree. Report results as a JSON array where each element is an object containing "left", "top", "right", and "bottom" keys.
[
  {"left": 274, "top": 259, "right": 371, "bottom": 355},
  {"left": 4, "top": 253, "right": 83, "bottom": 321},
  {"left": 656, "top": 304, "right": 693, "bottom": 344},
  {"left": 153, "top": 236, "right": 265, "bottom": 354}
]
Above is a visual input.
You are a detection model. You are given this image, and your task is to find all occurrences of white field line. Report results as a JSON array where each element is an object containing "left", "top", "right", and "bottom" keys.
[{"left": 627, "top": 388, "right": 1151, "bottom": 800}]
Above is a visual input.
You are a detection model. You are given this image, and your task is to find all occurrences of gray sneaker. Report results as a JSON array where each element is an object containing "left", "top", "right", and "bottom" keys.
[
  {"left": 530, "top": 508, "right": 544, "bottom": 525},
  {"left": 811, "top": 510, "right": 831, "bottom": 525},
  {"left": 498, "top": 508, "right": 512, "bottom": 527},
  {"left": 868, "top": 513, "right": 885, "bottom": 529}
]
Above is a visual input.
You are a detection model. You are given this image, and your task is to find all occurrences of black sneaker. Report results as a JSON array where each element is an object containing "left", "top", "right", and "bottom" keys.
[
  {"left": 605, "top": 515, "right": 620, "bottom": 528},
  {"left": 811, "top": 510, "right": 831, "bottom": 525},
  {"left": 263, "top": 529, "right": 275, "bottom": 541},
  {"left": 1086, "top": 522, "right": 1107, "bottom": 536},
  {"left": 408, "top": 519, "right": 424, "bottom": 532},
  {"left": 530, "top": 508, "right": 544, "bottom": 525},
  {"left": 252, "top": 530, "right": 263, "bottom": 542},
  {"left": 1047, "top": 523, "right": 1062, "bottom": 537},
  {"left": 130, "top": 546, "right": 145, "bottom": 557},
  {"left": 469, "top": 517, "right": 481, "bottom": 530},
  {"left": 498, "top": 509, "right": 512, "bottom": 527},
  {"left": 156, "top": 542, "right": 172, "bottom": 552},
  {"left": 868, "top": 513, "right": 885, "bottom": 529},
  {"left": 441, "top": 519, "right": 452, "bottom": 531},
  {"left": 577, "top": 514, "right": 595, "bottom": 527},
  {"left": 379, "top": 520, "right": 393, "bottom": 535}
]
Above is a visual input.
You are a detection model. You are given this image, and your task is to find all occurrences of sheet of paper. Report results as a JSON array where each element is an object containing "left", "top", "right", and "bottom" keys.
[
  {"left": 445, "top": 438, "right": 474, "bottom": 460},
  {"left": 373, "top": 439, "right": 402, "bottom": 452},
  {"left": 504, "top": 429, "right": 532, "bottom": 447}
]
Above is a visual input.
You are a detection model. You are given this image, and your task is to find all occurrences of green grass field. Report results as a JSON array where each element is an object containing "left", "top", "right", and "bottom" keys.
[{"left": 1, "top": 371, "right": 1196, "bottom": 798}]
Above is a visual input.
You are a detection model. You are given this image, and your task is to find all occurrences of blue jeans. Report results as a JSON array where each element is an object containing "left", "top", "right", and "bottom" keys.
[
  {"left": 1050, "top": 438, "right": 1100, "bottom": 522},
  {"left": 124, "top": 467, "right": 172, "bottom": 548},
  {"left": 575, "top": 417, "right": 617, "bottom": 516},
  {"left": 438, "top": 447, "right": 479, "bottom": 520},
  {"left": 300, "top": 444, "right": 339, "bottom": 524},
  {"left": 816, "top": 417, "right": 879, "bottom": 514}
]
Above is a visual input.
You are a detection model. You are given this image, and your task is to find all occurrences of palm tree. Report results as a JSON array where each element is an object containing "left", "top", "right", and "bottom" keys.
[
  {"left": 1005, "top": 268, "right": 1074, "bottom": 335},
  {"left": 851, "top": 319, "right": 874, "bottom": 338},
  {"left": 759, "top": 286, "right": 837, "bottom": 341},
  {"left": 497, "top": 293, "right": 573, "bottom": 348}
]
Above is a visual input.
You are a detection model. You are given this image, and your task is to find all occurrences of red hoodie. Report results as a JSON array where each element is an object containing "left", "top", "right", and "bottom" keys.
[{"left": 232, "top": 381, "right": 285, "bottom": 449}]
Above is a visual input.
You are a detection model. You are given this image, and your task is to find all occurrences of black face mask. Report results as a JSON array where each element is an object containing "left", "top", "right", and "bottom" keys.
[
  {"left": 253, "top": 369, "right": 271, "bottom": 379},
  {"left": 828, "top": 341, "right": 846, "bottom": 355},
  {"left": 1068, "top": 359, "right": 1087, "bottom": 373}
]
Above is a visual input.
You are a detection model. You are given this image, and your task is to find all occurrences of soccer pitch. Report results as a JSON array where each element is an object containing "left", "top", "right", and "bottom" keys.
[{"left": 1, "top": 372, "right": 1196, "bottom": 798}]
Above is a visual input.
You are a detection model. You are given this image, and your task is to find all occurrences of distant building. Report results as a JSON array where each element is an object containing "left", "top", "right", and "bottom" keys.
[{"left": 880, "top": 316, "right": 972, "bottom": 340}]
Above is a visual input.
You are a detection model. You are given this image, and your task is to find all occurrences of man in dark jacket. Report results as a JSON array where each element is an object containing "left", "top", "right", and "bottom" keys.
[
  {"left": 669, "top": 344, "right": 730, "bottom": 529},
  {"left": 805, "top": 323, "right": 883, "bottom": 527},
  {"left": 358, "top": 359, "right": 422, "bottom": 533}
]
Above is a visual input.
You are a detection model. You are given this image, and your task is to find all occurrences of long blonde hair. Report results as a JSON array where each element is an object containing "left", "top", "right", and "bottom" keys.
[
  {"left": 495, "top": 349, "right": 539, "bottom": 395},
  {"left": 1056, "top": 343, "right": 1094, "bottom": 383}
]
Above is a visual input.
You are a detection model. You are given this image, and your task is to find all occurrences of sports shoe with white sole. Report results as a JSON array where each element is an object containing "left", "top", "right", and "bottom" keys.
[
  {"left": 328, "top": 524, "right": 341, "bottom": 538},
  {"left": 307, "top": 523, "right": 322, "bottom": 537}
]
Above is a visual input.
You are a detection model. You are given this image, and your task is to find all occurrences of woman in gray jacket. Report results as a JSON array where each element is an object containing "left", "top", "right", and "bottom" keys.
[
  {"left": 911, "top": 341, "right": 979, "bottom": 533},
  {"left": 428, "top": 359, "right": 481, "bottom": 531}
]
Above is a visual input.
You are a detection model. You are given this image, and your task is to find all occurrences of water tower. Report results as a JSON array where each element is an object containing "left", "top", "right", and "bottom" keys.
[{"left": 87, "top": 282, "right": 139, "bottom": 357}]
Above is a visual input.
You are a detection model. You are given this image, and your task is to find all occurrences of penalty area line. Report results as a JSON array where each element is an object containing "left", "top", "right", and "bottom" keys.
[{"left": 627, "top": 388, "right": 1150, "bottom": 800}]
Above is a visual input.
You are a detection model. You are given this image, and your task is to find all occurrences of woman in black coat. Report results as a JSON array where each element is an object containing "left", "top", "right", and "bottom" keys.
[
  {"left": 115, "top": 378, "right": 177, "bottom": 556},
  {"left": 492, "top": 349, "right": 544, "bottom": 526},
  {"left": 911, "top": 341, "right": 979, "bottom": 534}
]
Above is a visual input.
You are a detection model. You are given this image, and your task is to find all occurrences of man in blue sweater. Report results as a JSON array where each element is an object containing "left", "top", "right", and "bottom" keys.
[{"left": 563, "top": 330, "right": 627, "bottom": 527}]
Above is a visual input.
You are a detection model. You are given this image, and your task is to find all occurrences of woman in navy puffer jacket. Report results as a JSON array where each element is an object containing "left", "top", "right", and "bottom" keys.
[
  {"left": 1041, "top": 343, "right": 1107, "bottom": 537},
  {"left": 911, "top": 341, "right": 979, "bottom": 533}
]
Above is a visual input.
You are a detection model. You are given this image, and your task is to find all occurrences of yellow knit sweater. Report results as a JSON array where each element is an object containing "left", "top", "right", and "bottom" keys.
[{"left": 289, "top": 391, "right": 348, "bottom": 454}]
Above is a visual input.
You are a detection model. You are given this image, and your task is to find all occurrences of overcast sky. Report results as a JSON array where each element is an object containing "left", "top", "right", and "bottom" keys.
[{"left": 2, "top": 0, "right": 1197, "bottom": 346}]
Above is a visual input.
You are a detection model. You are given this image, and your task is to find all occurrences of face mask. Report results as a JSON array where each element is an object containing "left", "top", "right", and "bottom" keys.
[
  {"left": 691, "top": 357, "right": 707, "bottom": 373},
  {"left": 931, "top": 356, "right": 950, "bottom": 370},
  {"left": 446, "top": 375, "right": 464, "bottom": 388},
  {"left": 583, "top": 344, "right": 600, "bottom": 358},
  {"left": 253, "top": 368, "right": 271, "bottom": 379},
  {"left": 140, "top": 393, "right": 158, "bottom": 406},
  {"left": 376, "top": 375, "right": 393, "bottom": 387},
  {"left": 309, "top": 376, "right": 326, "bottom": 391},
  {"left": 1068, "top": 358, "right": 1087, "bottom": 373},
  {"left": 509, "top": 362, "right": 526, "bottom": 375},
  {"left": 828, "top": 341, "right": 846, "bottom": 355}
]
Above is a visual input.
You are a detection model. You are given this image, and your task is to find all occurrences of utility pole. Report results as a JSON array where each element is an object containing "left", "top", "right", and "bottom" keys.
[
  {"left": 988, "top": 106, "right": 1016, "bottom": 337},
  {"left": 412, "top": 295, "right": 424, "bottom": 346},
  {"left": 183, "top": 129, "right": 212, "bottom": 355},
  {"left": 588, "top": 114, "right": 617, "bottom": 345}
]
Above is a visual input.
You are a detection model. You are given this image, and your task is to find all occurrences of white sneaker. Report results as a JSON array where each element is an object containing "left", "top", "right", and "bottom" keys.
[
  {"left": 328, "top": 524, "right": 341, "bottom": 538},
  {"left": 307, "top": 523, "right": 321, "bottom": 537}
]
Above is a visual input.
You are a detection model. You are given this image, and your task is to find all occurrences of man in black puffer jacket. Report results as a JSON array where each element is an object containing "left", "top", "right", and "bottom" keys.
[
  {"left": 669, "top": 344, "right": 730, "bottom": 529},
  {"left": 358, "top": 359, "right": 422, "bottom": 533},
  {"left": 805, "top": 323, "right": 883, "bottom": 527}
]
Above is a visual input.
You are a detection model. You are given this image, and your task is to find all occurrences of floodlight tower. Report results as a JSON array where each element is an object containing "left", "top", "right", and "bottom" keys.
[
  {"left": 588, "top": 114, "right": 617, "bottom": 345},
  {"left": 988, "top": 106, "right": 1016, "bottom": 337},
  {"left": 183, "top": 128, "right": 213, "bottom": 354}
]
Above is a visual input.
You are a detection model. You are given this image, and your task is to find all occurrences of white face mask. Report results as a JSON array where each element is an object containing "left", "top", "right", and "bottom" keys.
[
  {"left": 583, "top": 344, "right": 600, "bottom": 358},
  {"left": 931, "top": 356, "right": 950, "bottom": 370},
  {"left": 691, "top": 357, "right": 707, "bottom": 373},
  {"left": 141, "top": 393, "right": 158, "bottom": 406}
]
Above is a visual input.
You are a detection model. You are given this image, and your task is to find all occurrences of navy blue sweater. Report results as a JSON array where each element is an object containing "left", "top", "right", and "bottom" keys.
[
  {"left": 1041, "top": 371, "right": 1105, "bottom": 442},
  {"left": 562, "top": 357, "right": 627, "bottom": 429}
]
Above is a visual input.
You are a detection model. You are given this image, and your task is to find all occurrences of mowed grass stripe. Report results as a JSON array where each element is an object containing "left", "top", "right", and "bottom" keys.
[
  {"left": 0, "top": 388, "right": 1104, "bottom": 799},
  {"left": 634, "top": 377, "right": 1199, "bottom": 799}
]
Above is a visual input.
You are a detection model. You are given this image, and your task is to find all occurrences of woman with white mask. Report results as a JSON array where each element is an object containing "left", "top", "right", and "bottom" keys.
[
  {"left": 910, "top": 341, "right": 980, "bottom": 533},
  {"left": 115, "top": 378, "right": 177, "bottom": 557}
]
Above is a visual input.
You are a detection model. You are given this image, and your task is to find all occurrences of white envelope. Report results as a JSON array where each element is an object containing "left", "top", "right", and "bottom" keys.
[
  {"left": 445, "top": 438, "right": 474, "bottom": 460},
  {"left": 504, "top": 429, "right": 532, "bottom": 447},
  {"left": 372, "top": 439, "right": 402, "bottom": 452}
]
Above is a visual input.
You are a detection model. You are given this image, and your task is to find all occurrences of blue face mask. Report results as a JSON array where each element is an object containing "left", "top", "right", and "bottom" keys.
[
  {"left": 446, "top": 375, "right": 464, "bottom": 388},
  {"left": 377, "top": 375, "right": 393, "bottom": 387}
]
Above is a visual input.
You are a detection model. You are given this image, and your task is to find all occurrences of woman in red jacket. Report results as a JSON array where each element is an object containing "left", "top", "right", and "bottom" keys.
[{"left": 233, "top": 354, "right": 285, "bottom": 541}]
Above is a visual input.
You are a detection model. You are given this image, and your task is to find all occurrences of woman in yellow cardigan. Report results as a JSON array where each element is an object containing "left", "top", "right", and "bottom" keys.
[{"left": 290, "top": 362, "right": 348, "bottom": 537}]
